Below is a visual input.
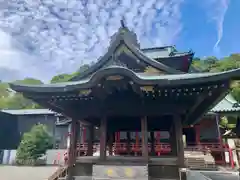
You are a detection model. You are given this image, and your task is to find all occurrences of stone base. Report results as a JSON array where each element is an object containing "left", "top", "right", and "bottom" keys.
[{"left": 93, "top": 164, "right": 148, "bottom": 180}]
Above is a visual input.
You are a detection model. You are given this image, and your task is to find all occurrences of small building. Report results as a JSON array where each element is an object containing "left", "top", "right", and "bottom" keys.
[{"left": 0, "top": 109, "right": 65, "bottom": 149}]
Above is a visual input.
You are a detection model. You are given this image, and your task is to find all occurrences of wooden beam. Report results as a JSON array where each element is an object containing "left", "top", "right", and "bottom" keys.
[
  {"left": 184, "top": 94, "right": 206, "bottom": 123},
  {"left": 141, "top": 116, "right": 148, "bottom": 160},
  {"left": 33, "top": 98, "right": 91, "bottom": 125},
  {"left": 100, "top": 117, "right": 107, "bottom": 160},
  {"left": 185, "top": 81, "right": 230, "bottom": 124},
  {"left": 188, "top": 92, "right": 228, "bottom": 125},
  {"left": 73, "top": 102, "right": 187, "bottom": 118}
]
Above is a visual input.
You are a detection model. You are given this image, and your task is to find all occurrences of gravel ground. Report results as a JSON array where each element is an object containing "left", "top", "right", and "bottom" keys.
[
  {"left": 0, "top": 166, "right": 59, "bottom": 180},
  {"left": 196, "top": 170, "right": 239, "bottom": 180}
]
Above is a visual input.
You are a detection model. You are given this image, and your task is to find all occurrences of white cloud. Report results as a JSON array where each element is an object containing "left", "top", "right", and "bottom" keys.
[
  {"left": 204, "top": 0, "right": 230, "bottom": 54},
  {"left": 0, "top": 0, "right": 184, "bottom": 82}
]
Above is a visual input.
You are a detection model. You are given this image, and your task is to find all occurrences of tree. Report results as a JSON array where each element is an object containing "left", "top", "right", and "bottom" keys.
[
  {"left": 50, "top": 73, "right": 73, "bottom": 83},
  {"left": 16, "top": 124, "right": 53, "bottom": 165},
  {"left": 50, "top": 64, "right": 90, "bottom": 83},
  {"left": 0, "top": 78, "right": 43, "bottom": 110},
  {"left": 192, "top": 54, "right": 240, "bottom": 102},
  {"left": 14, "top": 78, "right": 43, "bottom": 85}
]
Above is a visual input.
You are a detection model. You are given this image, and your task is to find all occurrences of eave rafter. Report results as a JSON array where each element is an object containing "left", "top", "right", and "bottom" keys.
[{"left": 184, "top": 81, "right": 230, "bottom": 125}]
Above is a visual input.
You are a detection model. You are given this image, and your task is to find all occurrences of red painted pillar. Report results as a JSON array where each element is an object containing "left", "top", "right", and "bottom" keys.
[
  {"left": 216, "top": 113, "right": 225, "bottom": 165},
  {"left": 229, "top": 147, "right": 234, "bottom": 169}
]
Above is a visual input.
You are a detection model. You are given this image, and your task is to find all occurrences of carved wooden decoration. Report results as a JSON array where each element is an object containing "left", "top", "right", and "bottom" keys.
[
  {"left": 140, "top": 86, "right": 154, "bottom": 92},
  {"left": 79, "top": 89, "right": 92, "bottom": 96},
  {"left": 106, "top": 75, "right": 124, "bottom": 81},
  {"left": 144, "top": 66, "right": 165, "bottom": 75}
]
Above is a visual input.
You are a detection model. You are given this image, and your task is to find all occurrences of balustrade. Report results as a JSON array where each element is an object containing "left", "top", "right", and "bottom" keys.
[
  {"left": 74, "top": 142, "right": 234, "bottom": 168},
  {"left": 75, "top": 142, "right": 229, "bottom": 154}
]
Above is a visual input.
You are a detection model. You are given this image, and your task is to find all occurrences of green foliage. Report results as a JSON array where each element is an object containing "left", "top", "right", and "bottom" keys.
[
  {"left": 192, "top": 54, "right": 240, "bottom": 102},
  {"left": 231, "top": 81, "right": 240, "bottom": 102},
  {"left": 16, "top": 124, "right": 53, "bottom": 165},
  {"left": 50, "top": 64, "right": 90, "bottom": 83},
  {"left": 0, "top": 78, "right": 43, "bottom": 110},
  {"left": 50, "top": 73, "right": 73, "bottom": 83},
  {"left": 14, "top": 78, "right": 43, "bottom": 85},
  {"left": 220, "top": 116, "right": 237, "bottom": 129},
  {"left": 0, "top": 56, "right": 239, "bottom": 110}
]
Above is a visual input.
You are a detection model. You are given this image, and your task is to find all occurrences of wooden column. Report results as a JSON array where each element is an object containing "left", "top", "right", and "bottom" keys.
[
  {"left": 100, "top": 117, "right": 107, "bottom": 160},
  {"left": 195, "top": 125, "right": 200, "bottom": 145},
  {"left": 150, "top": 131, "right": 155, "bottom": 156},
  {"left": 67, "top": 119, "right": 79, "bottom": 179},
  {"left": 170, "top": 122, "right": 177, "bottom": 156},
  {"left": 141, "top": 116, "right": 148, "bottom": 159},
  {"left": 108, "top": 132, "right": 114, "bottom": 156},
  {"left": 174, "top": 115, "right": 184, "bottom": 168},
  {"left": 127, "top": 132, "right": 131, "bottom": 155},
  {"left": 87, "top": 125, "right": 94, "bottom": 156}
]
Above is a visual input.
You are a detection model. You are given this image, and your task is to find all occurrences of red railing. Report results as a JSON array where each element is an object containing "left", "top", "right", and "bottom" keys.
[
  {"left": 75, "top": 142, "right": 229, "bottom": 153},
  {"left": 74, "top": 142, "right": 234, "bottom": 168}
]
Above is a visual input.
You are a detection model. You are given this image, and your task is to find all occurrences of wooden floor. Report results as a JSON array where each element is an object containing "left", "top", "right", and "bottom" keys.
[{"left": 76, "top": 156, "right": 178, "bottom": 165}]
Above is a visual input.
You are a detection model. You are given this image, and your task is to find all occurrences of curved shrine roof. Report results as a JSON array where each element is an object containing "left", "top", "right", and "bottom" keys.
[
  {"left": 70, "top": 25, "right": 193, "bottom": 81},
  {"left": 10, "top": 66, "right": 240, "bottom": 93}
]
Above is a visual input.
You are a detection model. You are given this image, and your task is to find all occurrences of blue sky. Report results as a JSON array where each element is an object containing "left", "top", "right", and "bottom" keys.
[
  {"left": 178, "top": 0, "right": 240, "bottom": 58},
  {"left": 0, "top": 0, "right": 239, "bottom": 81}
]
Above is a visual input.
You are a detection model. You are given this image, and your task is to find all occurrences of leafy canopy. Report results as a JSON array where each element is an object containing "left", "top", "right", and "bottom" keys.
[{"left": 16, "top": 124, "right": 53, "bottom": 165}]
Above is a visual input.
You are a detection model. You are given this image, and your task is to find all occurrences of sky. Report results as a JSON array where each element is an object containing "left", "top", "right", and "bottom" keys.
[{"left": 0, "top": 0, "right": 239, "bottom": 82}]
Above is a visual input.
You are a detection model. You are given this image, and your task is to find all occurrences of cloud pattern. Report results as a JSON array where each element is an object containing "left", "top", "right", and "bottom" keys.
[
  {"left": 0, "top": 0, "right": 184, "bottom": 81},
  {"left": 204, "top": 0, "right": 230, "bottom": 54},
  {"left": 0, "top": 0, "right": 231, "bottom": 81}
]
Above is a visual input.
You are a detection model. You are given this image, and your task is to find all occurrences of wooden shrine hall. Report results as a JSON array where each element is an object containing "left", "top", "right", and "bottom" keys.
[{"left": 10, "top": 21, "right": 240, "bottom": 180}]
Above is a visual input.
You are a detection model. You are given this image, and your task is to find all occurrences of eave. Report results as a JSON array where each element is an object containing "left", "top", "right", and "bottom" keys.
[{"left": 10, "top": 66, "right": 240, "bottom": 93}]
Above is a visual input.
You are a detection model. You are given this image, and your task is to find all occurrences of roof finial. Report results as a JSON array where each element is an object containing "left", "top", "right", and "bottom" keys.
[{"left": 120, "top": 18, "right": 126, "bottom": 28}]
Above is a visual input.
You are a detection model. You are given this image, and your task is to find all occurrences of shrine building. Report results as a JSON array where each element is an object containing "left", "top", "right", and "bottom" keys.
[{"left": 10, "top": 22, "right": 240, "bottom": 180}]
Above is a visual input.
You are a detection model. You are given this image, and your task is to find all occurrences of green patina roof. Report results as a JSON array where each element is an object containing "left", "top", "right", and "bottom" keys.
[
  {"left": 211, "top": 94, "right": 240, "bottom": 113},
  {"left": 9, "top": 66, "right": 240, "bottom": 93}
]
